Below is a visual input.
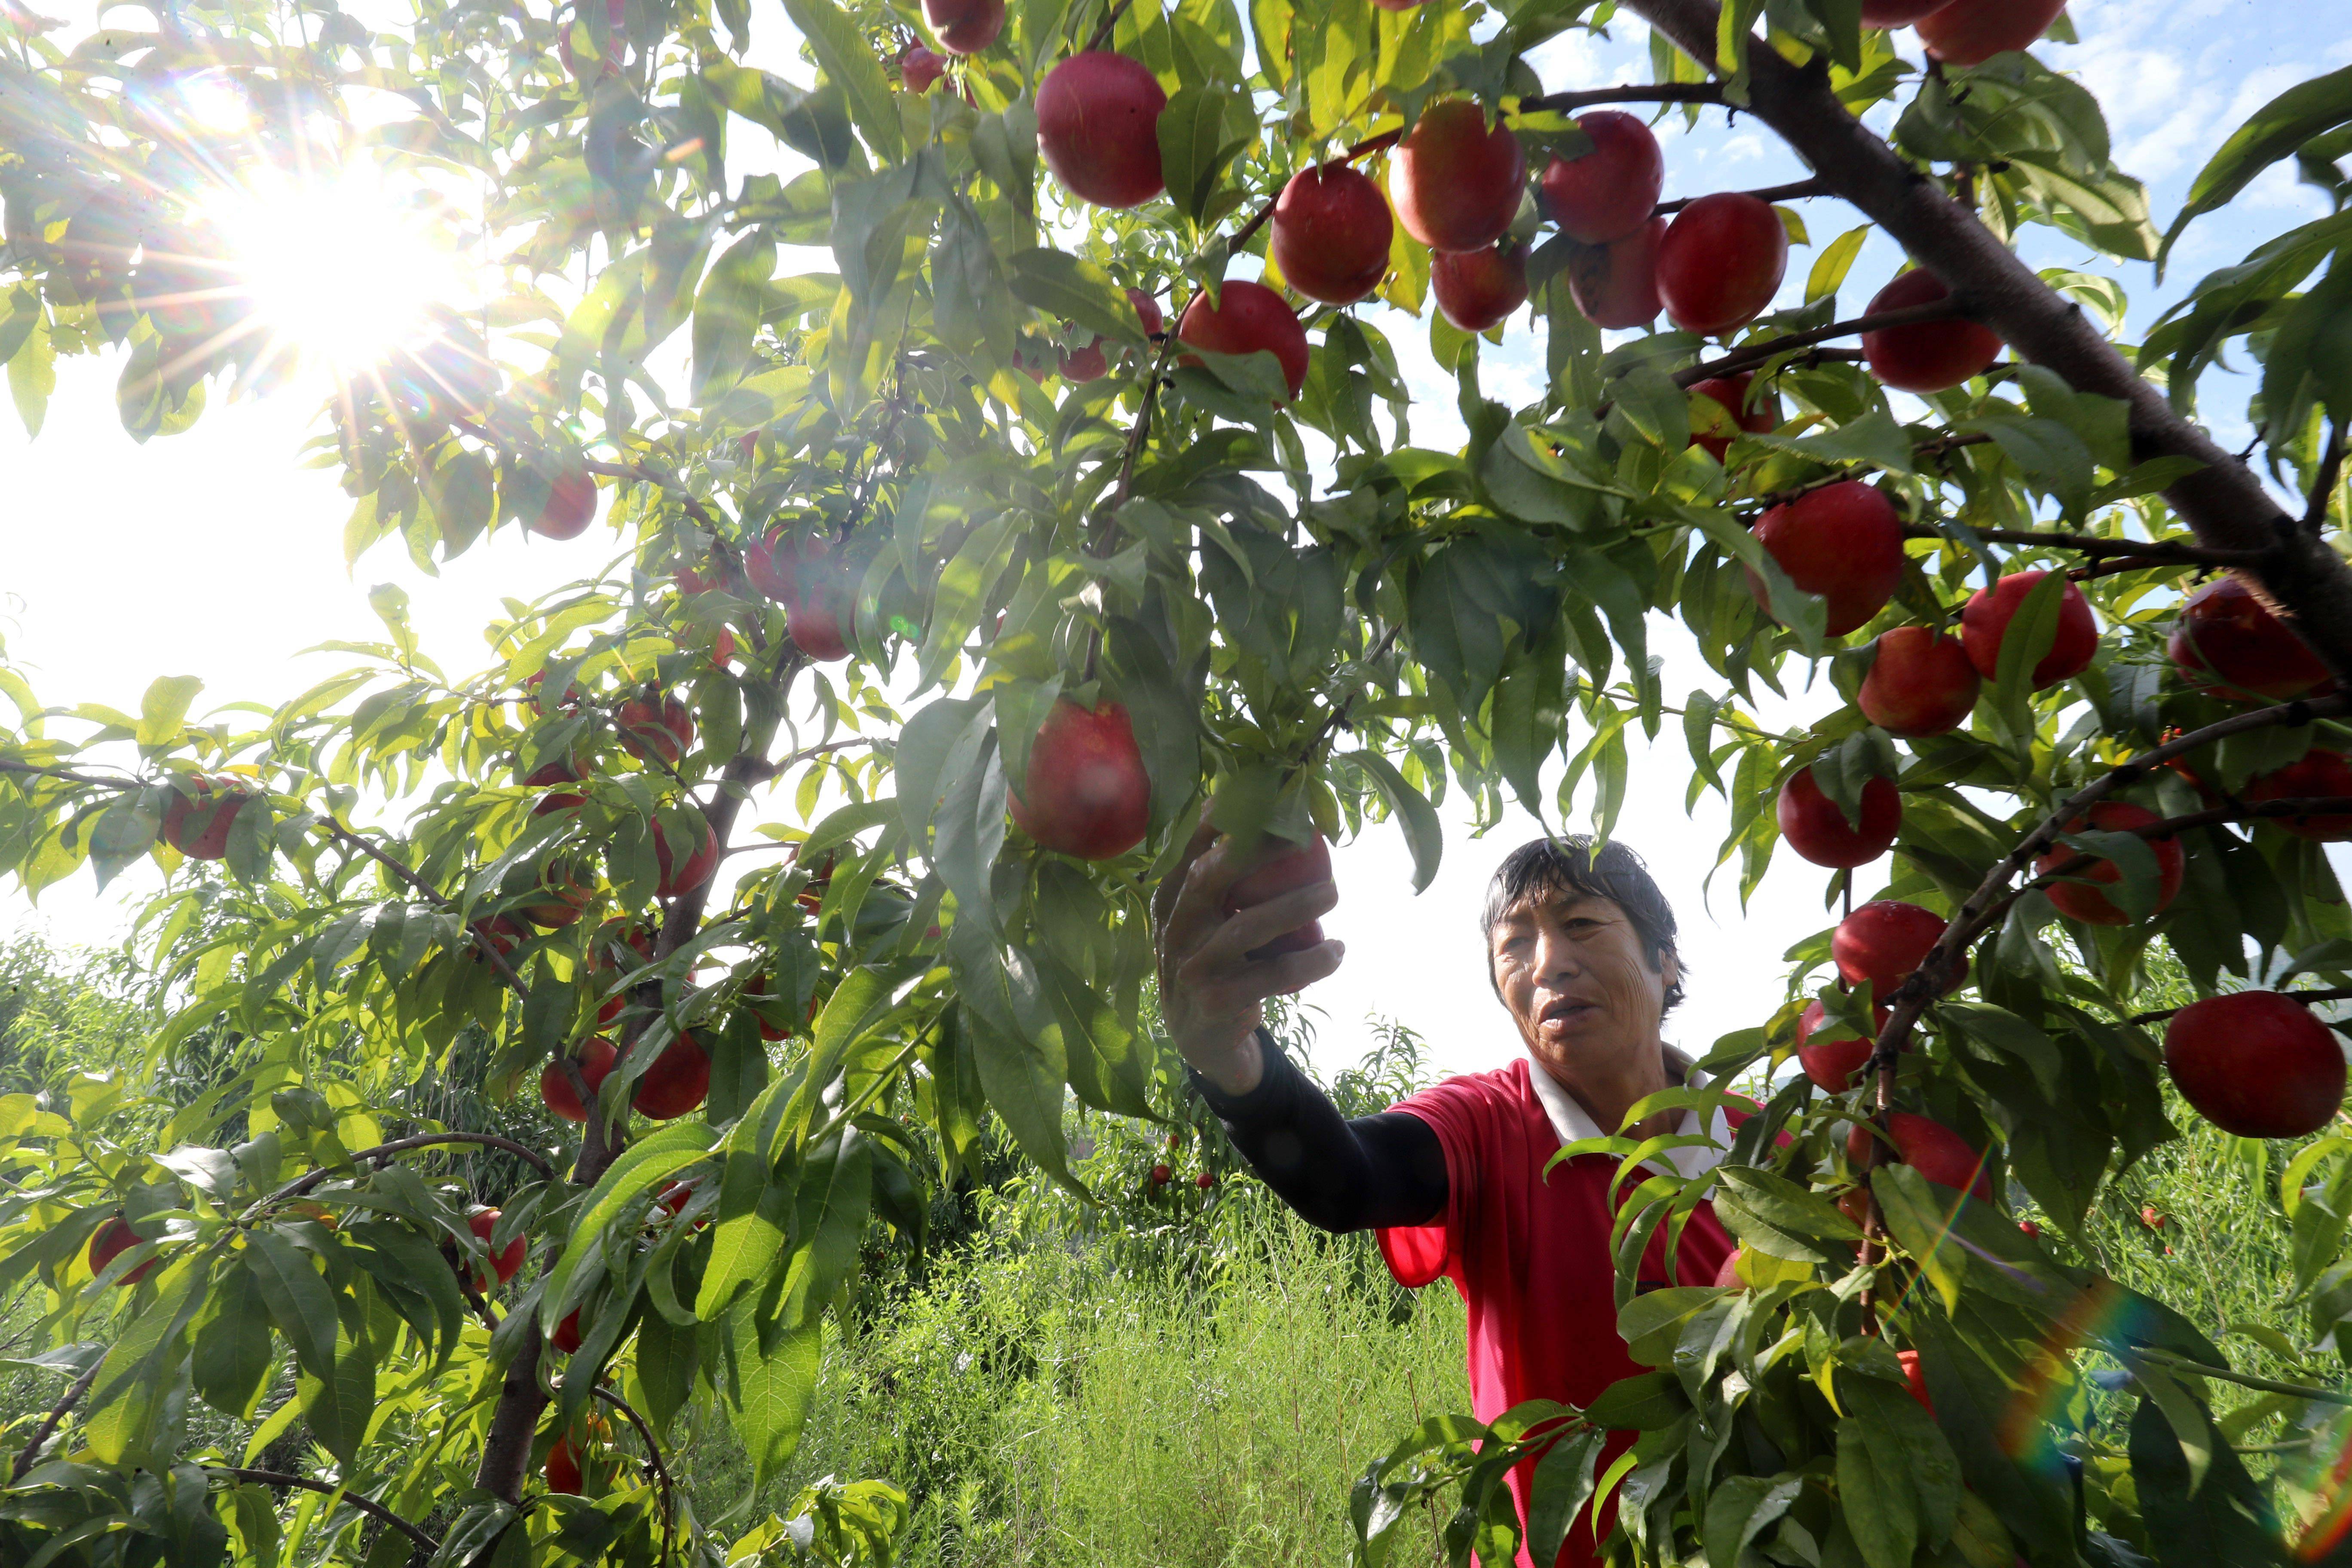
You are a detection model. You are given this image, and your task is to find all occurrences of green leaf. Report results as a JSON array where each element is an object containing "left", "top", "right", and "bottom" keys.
[
  {"left": 8, "top": 308, "right": 54, "bottom": 437},
  {"left": 693, "top": 232, "right": 776, "bottom": 401},
  {"left": 1703, "top": 1473, "right": 1804, "bottom": 1568},
  {"left": 135, "top": 676, "right": 203, "bottom": 747},
  {"left": 778, "top": 0, "right": 900, "bottom": 158},
  {"left": 245, "top": 1231, "right": 340, "bottom": 1383},
  {"left": 541, "top": 1123, "right": 717, "bottom": 1320},
  {"left": 1807, "top": 224, "right": 1870, "bottom": 304},
  {"left": 779, "top": 1127, "right": 873, "bottom": 1326},
  {"left": 299, "top": 1319, "right": 377, "bottom": 1465},
  {"left": 1348, "top": 750, "right": 1441, "bottom": 892},
  {"left": 191, "top": 1266, "right": 274, "bottom": 1419},
  {"left": 2164, "top": 63, "right": 2352, "bottom": 272},
  {"left": 1836, "top": 1375, "right": 1960, "bottom": 1568},
  {"left": 1156, "top": 86, "right": 1252, "bottom": 224},
  {"left": 727, "top": 1302, "right": 823, "bottom": 1490},
  {"left": 1007, "top": 248, "right": 1151, "bottom": 346}
]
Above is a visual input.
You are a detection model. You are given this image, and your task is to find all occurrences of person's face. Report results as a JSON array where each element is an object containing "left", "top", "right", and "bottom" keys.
[{"left": 1488, "top": 890, "right": 1676, "bottom": 1074}]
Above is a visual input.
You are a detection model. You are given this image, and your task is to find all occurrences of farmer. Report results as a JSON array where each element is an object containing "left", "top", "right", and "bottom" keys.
[{"left": 1152, "top": 830, "right": 1737, "bottom": 1568}]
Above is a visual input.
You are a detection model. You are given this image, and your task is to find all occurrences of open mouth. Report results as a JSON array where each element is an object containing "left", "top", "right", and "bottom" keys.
[{"left": 1539, "top": 998, "right": 1599, "bottom": 1026}]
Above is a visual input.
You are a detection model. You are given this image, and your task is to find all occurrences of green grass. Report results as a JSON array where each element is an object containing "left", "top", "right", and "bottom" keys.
[{"left": 686, "top": 1188, "right": 1470, "bottom": 1568}]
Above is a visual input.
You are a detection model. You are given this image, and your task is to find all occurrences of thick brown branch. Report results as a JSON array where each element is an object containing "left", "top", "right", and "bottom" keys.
[
  {"left": 10, "top": 1360, "right": 99, "bottom": 1481},
  {"left": 210, "top": 1469, "right": 441, "bottom": 1555},
  {"left": 1672, "top": 297, "right": 1966, "bottom": 388},
  {"left": 1619, "top": 0, "right": 2352, "bottom": 682}
]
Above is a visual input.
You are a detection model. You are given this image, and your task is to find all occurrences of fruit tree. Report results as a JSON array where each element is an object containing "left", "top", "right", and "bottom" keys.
[{"left": 3, "top": 0, "right": 2352, "bottom": 1563}]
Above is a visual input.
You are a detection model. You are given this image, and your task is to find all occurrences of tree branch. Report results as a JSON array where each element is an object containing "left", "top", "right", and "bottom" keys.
[
  {"left": 590, "top": 1384, "right": 677, "bottom": 1540},
  {"left": 257, "top": 1132, "right": 558, "bottom": 1214},
  {"left": 2132, "top": 1347, "right": 2352, "bottom": 1409},
  {"left": 1519, "top": 82, "right": 1726, "bottom": 113},
  {"left": 2128, "top": 987, "right": 2352, "bottom": 1026},
  {"left": 318, "top": 820, "right": 534, "bottom": 1000},
  {"left": 2307, "top": 420, "right": 2347, "bottom": 534},
  {"left": 1082, "top": 0, "right": 1134, "bottom": 52},
  {"left": 209, "top": 1468, "right": 443, "bottom": 1555},
  {"left": 10, "top": 1360, "right": 99, "bottom": 1481},
  {"left": 1863, "top": 695, "right": 2352, "bottom": 1077},
  {"left": 1656, "top": 176, "right": 1833, "bottom": 215},
  {"left": 1618, "top": 0, "right": 2352, "bottom": 682},
  {"left": 0, "top": 757, "right": 139, "bottom": 793},
  {"left": 1671, "top": 297, "right": 1967, "bottom": 388},
  {"left": 1899, "top": 521, "right": 2273, "bottom": 568}
]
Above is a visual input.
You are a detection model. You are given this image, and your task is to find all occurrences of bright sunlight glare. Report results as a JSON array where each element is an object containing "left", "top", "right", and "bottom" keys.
[{"left": 205, "top": 156, "right": 476, "bottom": 375}]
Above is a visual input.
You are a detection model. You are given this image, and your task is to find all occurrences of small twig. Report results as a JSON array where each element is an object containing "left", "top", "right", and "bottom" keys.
[
  {"left": 1655, "top": 176, "right": 1832, "bottom": 215},
  {"left": 1899, "top": 521, "right": 2272, "bottom": 569},
  {"left": 1082, "top": 0, "right": 1134, "bottom": 52},
  {"left": 1672, "top": 297, "right": 1969, "bottom": 386},
  {"left": 318, "top": 820, "right": 534, "bottom": 999},
  {"left": 1227, "top": 129, "right": 1401, "bottom": 255},
  {"left": 10, "top": 1361, "right": 99, "bottom": 1481},
  {"left": 2306, "top": 421, "right": 2347, "bottom": 534},
  {"left": 1739, "top": 434, "right": 1997, "bottom": 511},
  {"left": 1519, "top": 83, "right": 1727, "bottom": 114},
  {"left": 2133, "top": 1347, "right": 2352, "bottom": 1409},
  {"left": 209, "top": 1468, "right": 443, "bottom": 1554},
  {"left": 591, "top": 1383, "right": 678, "bottom": 1549},
  {"left": 1288, "top": 622, "right": 1406, "bottom": 783},
  {"left": 0, "top": 758, "right": 141, "bottom": 793},
  {"left": 2127, "top": 987, "right": 2352, "bottom": 1026},
  {"left": 740, "top": 735, "right": 882, "bottom": 786},
  {"left": 255, "top": 1132, "right": 557, "bottom": 1216}
]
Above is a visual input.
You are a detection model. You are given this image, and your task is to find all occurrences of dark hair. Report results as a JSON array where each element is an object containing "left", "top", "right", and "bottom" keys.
[{"left": 1479, "top": 836, "right": 1686, "bottom": 1013}]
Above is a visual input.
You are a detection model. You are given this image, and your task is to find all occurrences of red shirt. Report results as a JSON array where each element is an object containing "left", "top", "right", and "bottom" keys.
[{"left": 1377, "top": 1058, "right": 1736, "bottom": 1568}]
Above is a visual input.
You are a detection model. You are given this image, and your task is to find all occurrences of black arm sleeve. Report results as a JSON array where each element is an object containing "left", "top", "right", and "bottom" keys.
[{"left": 1188, "top": 1031, "right": 1448, "bottom": 1233}]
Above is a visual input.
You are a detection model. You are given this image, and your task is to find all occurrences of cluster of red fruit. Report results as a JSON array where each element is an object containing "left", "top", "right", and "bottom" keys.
[{"left": 1780, "top": 572, "right": 2349, "bottom": 895}]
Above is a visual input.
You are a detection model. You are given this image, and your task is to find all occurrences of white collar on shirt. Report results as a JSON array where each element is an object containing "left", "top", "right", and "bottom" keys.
[{"left": 1525, "top": 1052, "right": 1729, "bottom": 1182}]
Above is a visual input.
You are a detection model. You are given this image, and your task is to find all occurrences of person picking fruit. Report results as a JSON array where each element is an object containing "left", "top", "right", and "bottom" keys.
[{"left": 1153, "top": 832, "right": 1738, "bottom": 1568}]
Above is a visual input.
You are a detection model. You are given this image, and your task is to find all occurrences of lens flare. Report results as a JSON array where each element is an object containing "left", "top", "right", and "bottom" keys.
[{"left": 200, "top": 154, "right": 474, "bottom": 375}]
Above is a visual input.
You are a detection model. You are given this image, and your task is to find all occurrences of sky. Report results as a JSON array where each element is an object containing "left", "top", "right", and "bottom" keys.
[{"left": 1, "top": 0, "right": 2347, "bottom": 1085}]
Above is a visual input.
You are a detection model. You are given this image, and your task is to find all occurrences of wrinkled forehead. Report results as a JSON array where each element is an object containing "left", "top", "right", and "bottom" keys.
[{"left": 1488, "top": 888, "right": 1623, "bottom": 940}]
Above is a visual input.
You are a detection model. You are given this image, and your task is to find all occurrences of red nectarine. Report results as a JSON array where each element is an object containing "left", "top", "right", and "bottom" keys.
[
  {"left": 1391, "top": 100, "right": 1526, "bottom": 255},
  {"left": 1036, "top": 52, "right": 1165, "bottom": 208},
  {"left": 1861, "top": 270, "right": 2002, "bottom": 393},
  {"left": 1270, "top": 163, "right": 1393, "bottom": 306},
  {"left": 1778, "top": 766, "right": 1901, "bottom": 868},
  {"left": 1960, "top": 570, "right": 2096, "bottom": 689},
  {"left": 1749, "top": 481, "right": 1907, "bottom": 637},
  {"left": 2165, "top": 991, "right": 2345, "bottom": 1138},
  {"left": 1431, "top": 242, "right": 1529, "bottom": 332},
  {"left": 2035, "top": 802, "right": 2184, "bottom": 925},
  {"left": 1657, "top": 193, "right": 1787, "bottom": 336},
  {"left": 1009, "top": 700, "right": 1151, "bottom": 860},
  {"left": 1177, "top": 281, "right": 1309, "bottom": 402},
  {"left": 1859, "top": 627, "right": 1980, "bottom": 738}
]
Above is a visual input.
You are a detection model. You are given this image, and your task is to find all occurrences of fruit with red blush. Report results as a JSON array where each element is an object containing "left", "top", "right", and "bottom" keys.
[
  {"left": 1538, "top": 111, "right": 1664, "bottom": 244},
  {"left": 1859, "top": 627, "right": 1981, "bottom": 738}
]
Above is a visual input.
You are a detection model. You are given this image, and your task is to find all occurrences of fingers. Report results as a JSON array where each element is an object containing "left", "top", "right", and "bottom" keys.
[
  {"left": 1193, "top": 879, "right": 1340, "bottom": 966},
  {"left": 1176, "top": 933, "right": 1345, "bottom": 1020},
  {"left": 1151, "top": 814, "right": 1221, "bottom": 934}
]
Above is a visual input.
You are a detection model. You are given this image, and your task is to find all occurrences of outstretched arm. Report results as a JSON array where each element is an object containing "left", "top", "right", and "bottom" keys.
[{"left": 1192, "top": 1029, "right": 1447, "bottom": 1233}]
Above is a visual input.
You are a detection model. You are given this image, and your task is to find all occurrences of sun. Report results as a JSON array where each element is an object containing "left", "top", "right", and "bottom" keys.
[{"left": 201, "top": 153, "right": 478, "bottom": 377}]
